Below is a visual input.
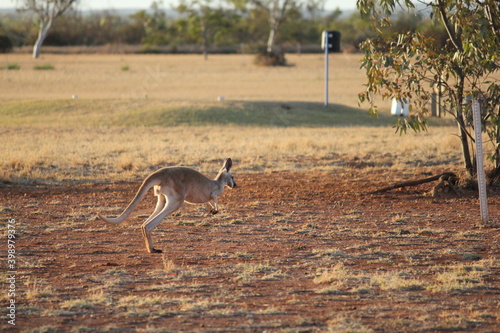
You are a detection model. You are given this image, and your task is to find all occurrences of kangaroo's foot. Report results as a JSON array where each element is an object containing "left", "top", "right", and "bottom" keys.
[
  {"left": 150, "top": 248, "right": 163, "bottom": 253},
  {"left": 210, "top": 209, "right": 218, "bottom": 215}
]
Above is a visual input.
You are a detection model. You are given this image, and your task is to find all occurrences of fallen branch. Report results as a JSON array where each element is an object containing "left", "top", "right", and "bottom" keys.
[{"left": 369, "top": 172, "right": 459, "bottom": 196}]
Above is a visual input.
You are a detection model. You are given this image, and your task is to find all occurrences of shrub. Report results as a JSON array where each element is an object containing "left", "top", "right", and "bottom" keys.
[{"left": 253, "top": 51, "right": 287, "bottom": 67}]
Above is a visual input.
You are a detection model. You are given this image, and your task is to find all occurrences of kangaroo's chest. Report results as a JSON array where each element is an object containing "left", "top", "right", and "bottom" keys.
[{"left": 183, "top": 183, "right": 220, "bottom": 204}]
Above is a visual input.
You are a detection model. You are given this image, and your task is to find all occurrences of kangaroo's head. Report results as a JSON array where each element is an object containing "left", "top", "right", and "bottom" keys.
[{"left": 217, "top": 158, "right": 237, "bottom": 189}]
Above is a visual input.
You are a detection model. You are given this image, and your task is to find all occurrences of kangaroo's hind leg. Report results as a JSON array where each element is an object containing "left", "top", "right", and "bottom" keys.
[
  {"left": 141, "top": 193, "right": 184, "bottom": 253},
  {"left": 140, "top": 186, "right": 166, "bottom": 250}
]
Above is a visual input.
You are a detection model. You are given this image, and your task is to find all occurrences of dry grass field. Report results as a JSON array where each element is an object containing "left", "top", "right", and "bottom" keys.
[
  {"left": 0, "top": 53, "right": 499, "bottom": 332},
  {"left": 1, "top": 53, "right": 365, "bottom": 104}
]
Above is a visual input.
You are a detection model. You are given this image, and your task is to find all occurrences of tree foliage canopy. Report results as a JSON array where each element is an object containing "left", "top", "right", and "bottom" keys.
[{"left": 2, "top": 1, "right": 432, "bottom": 55}]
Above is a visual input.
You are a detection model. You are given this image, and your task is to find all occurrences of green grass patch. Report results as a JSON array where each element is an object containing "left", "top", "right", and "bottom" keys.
[
  {"left": 0, "top": 63, "right": 20, "bottom": 70},
  {"left": 33, "top": 64, "right": 55, "bottom": 70},
  {"left": 0, "top": 99, "right": 399, "bottom": 128}
]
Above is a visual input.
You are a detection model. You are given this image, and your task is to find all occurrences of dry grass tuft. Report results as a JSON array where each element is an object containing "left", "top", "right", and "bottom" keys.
[{"left": 0, "top": 125, "right": 466, "bottom": 183}]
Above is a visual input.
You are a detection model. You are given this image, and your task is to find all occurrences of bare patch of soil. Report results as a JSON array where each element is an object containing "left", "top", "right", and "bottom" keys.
[{"left": 1, "top": 169, "right": 499, "bottom": 332}]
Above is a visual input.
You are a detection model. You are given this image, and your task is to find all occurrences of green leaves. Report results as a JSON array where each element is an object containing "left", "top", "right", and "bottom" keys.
[
  {"left": 357, "top": 0, "right": 499, "bottom": 176},
  {"left": 394, "top": 114, "right": 428, "bottom": 135}
]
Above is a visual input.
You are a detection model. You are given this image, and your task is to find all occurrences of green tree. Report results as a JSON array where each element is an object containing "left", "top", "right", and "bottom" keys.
[
  {"left": 279, "top": 0, "right": 324, "bottom": 52},
  {"left": 326, "top": 11, "right": 373, "bottom": 52},
  {"left": 232, "top": 0, "right": 316, "bottom": 53},
  {"left": 357, "top": 0, "right": 500, "bottom": 178},
  {"left": 176, "top": 0, "right": 236, "bottom": 59},
  {"left": 137, "top": 1, "right": 172, "bottom": 46}
]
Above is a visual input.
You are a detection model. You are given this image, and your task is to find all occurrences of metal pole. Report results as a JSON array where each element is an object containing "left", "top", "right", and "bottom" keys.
[
  {"left": 472, "top": 99, "right": 489, "bottom": 223},
  {"left": 325, "top": 32, "right": 329, "bottom": 106}
]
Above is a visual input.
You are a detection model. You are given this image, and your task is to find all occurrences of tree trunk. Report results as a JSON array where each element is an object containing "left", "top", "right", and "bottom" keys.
[
  {"left": 266, "top": 26, "right": 277, "bottom": 53},
  {"left": 486, "top": 144, "right": 500, "bottom": 184},
  {"left": 202, "top": 31, "right": 208, "bottom": 60},
  {"left": 457, "top": 116, "right": 474, "bottom": 176},
  {"left": 33, "top": 19, "right": 52, "bottom": 59},
  {"left": 455, "top": 78, "right": 475, "bottom": 177},
  {"left": 200, "top": 18, "right": 208, "bottom": 60}
]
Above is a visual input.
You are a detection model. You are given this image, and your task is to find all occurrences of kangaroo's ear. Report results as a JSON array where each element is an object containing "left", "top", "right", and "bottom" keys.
[{"left": 223, "top": 158, "right": 232, "bottom": 171}]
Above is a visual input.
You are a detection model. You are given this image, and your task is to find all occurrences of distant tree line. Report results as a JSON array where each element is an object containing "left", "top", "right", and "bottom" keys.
[{"left": 0, "top": 0, "right": 448, "bottom": 55}]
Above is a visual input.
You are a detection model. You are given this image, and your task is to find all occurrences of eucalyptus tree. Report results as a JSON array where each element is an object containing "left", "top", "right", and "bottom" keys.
[
  {"left": 16, "top": 0, "right": 77, "bottom": 58},
  {"left": 357, "top": 0, "right": 500, "bottom": 178}
]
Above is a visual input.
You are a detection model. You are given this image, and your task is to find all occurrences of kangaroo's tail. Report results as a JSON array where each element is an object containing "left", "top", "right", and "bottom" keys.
[{"left": 98, "top": 173, "right": 161, "bottom": 224}]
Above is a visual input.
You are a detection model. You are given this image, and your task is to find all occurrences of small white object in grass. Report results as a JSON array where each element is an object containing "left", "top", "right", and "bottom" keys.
[
  {"left": 217, "top": 96, "right": 224, "bottom": 102},
  {"left": 72, "top": 94, "right": 78, "bottom": 99}
]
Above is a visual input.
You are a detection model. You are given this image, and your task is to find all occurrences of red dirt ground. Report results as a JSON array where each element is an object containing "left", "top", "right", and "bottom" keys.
[{"left": 1, "top": 168, "right": 499, "bottom": 332}]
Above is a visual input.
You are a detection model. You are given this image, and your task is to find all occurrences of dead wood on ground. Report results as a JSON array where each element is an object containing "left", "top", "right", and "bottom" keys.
[{"left": 369, "top": 172, "right": 459, "bottom": 197}]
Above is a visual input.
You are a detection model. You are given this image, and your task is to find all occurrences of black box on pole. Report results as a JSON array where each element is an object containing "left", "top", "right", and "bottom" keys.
[{"left": 321, "top": 30, "right": 341, "bottom": 53}]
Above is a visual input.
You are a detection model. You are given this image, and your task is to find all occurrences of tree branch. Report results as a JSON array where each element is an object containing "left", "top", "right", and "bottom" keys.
[{"left": 436, "top": 0, "right": 463, "bottom": 52}]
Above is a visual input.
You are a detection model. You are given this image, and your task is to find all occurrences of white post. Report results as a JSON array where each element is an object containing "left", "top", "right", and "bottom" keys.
[
  {"left": 324, "top": 32, "right": 329, "bottom": 106},
  {"left": 472, "top": 99, "right": 489, "bottom": 223}
]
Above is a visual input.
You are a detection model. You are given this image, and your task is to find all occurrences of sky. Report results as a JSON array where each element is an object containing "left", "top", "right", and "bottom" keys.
[{"left": 0, "top": 0, "right": 357, "bottom": 11}]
